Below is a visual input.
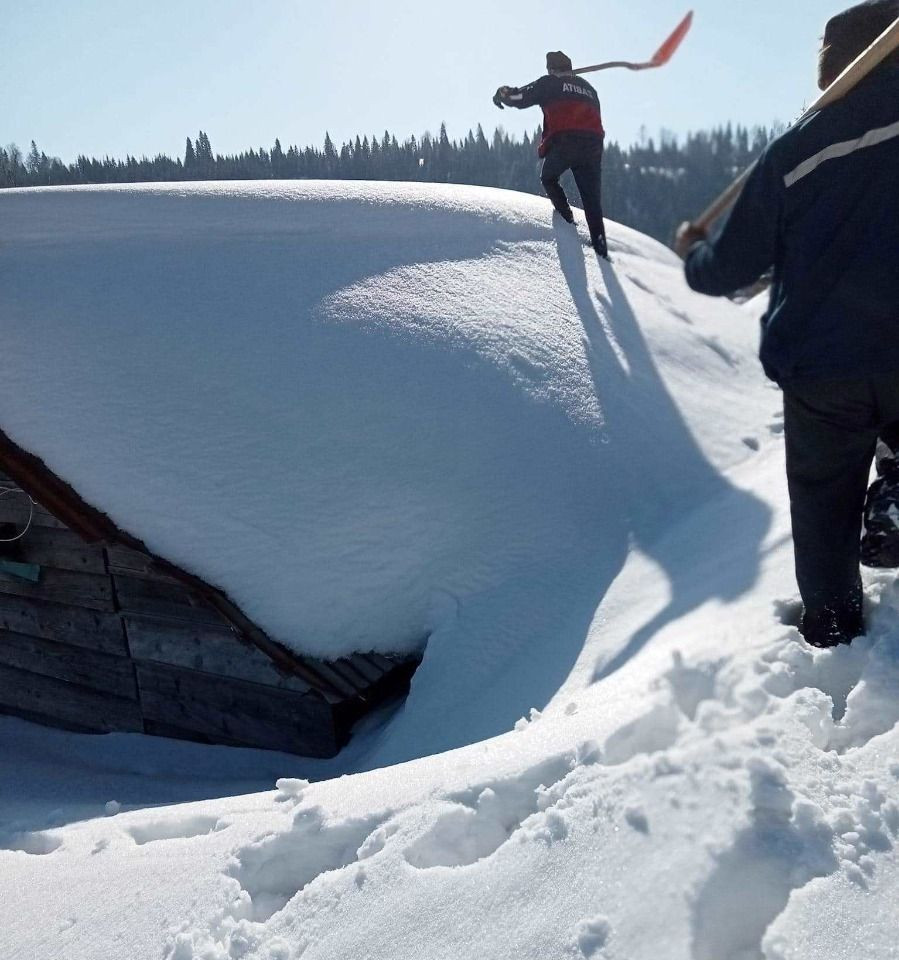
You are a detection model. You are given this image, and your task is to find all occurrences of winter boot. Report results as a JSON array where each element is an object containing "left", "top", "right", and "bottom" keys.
[
  {"left": 591, "top": 231, "right": 609, "bottom": 260},
  {"left": 799, "top": 583, "right": 864, "bottom": 648},
  {"left": 861, "top": 448, "right": 899, "bottom": 567}
]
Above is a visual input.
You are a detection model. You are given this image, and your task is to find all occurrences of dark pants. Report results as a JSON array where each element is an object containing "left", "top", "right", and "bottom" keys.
[
  {"left": 783, "top": 373, "right": 899, "bottom": 636},
  {"left": 540, "top": 136, "right": 606, "bottom": 255}
]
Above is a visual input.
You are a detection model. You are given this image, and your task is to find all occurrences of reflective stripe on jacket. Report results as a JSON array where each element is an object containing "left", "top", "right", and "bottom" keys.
[{"left": 685, "top": 64, "right": 899, "bottom": 384}]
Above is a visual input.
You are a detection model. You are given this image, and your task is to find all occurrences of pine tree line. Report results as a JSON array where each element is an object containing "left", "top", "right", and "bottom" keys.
[{"left": 1, "top": 123, "right": 777, "bottom": 244}]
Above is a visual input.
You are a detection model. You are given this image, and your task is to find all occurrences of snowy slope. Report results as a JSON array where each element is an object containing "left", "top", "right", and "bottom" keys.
[
  {"left": 2, "top": 450, "right": 897, "bottom": 960},
  {"left": 1, "top": 184, "right": 897, "bottom": 960}
]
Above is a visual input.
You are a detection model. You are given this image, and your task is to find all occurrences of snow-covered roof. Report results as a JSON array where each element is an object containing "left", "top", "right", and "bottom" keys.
[
  {"left": 0, "top": 181, "right": 762, "bottom": 660},
  {"left": 6, "top": 183, "right": 899, "bottom": 960}
]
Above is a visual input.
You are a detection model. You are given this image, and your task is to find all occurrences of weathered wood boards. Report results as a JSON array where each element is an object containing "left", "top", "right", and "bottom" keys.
[
  {"left": 0, "top": 662, "right": 143, "bottom": 733},
  {"left": 0, "top": 474, "right": 418, "bottom": 756},
  {"left": 0, "top": 566, "right": 115, "bottom": 612},
  {"left": 0, "top": 594, "right": 127, "bottom": 654},
  {"left": 136, "top": 662, "right": 338, "bottom": 757},
  {"left": 0, "top": 630, "right": 137, "bottom": 698}
]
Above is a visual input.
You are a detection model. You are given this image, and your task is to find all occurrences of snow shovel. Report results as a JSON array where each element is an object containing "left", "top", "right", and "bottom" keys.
[
  {"left": 574, "top": 11, "right": 694, "bottom": 75},
  {"left": 693, "top": 13, "right": 899, "bottom": 231}
]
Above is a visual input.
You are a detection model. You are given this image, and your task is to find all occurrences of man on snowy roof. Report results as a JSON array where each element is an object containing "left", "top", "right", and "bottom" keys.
[
  {"left": 493, "top": 51, "right": 608, "bottom": 258},
  {"left": 674, "top": 0, "right": 899, "bottom": 649}
]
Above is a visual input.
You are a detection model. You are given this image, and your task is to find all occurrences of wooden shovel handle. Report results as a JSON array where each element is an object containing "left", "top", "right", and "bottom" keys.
[{"left": 695, "top": 16, "right": 899, "bottom": 231}]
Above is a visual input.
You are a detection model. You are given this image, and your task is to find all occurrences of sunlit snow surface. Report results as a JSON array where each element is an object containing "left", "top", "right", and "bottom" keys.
[
  {"left": 2, "top": 181, "right": 759, "bottom": 666},
  {"left": 1, "top": 183, "right": 897, "bottom": 960}
]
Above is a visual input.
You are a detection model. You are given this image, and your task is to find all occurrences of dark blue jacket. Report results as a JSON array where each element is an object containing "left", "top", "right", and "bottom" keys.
[{"left": 685, "top": 63, "right": 899, "bottom": 384}]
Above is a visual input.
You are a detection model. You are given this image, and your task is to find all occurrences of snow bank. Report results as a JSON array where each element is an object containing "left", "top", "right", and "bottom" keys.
[
  {"left": 3, "top": 477, "right": 898, "bottom": 959},
  {"left": 2, "top": 185, "right": 897, "bottom": 960},
  {"left": 2, "top": 182, "right": 764, "bottom": 674}
]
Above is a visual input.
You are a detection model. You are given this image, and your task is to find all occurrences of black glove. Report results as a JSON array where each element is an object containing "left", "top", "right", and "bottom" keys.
[{"left": 493, "top": 86, "right": 508, "bottom": 109}]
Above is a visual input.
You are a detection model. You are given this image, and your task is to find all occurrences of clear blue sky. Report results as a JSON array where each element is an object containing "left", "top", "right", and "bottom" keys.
[{"left": 3, "top": 0, "right": 852, "bottom": 164}]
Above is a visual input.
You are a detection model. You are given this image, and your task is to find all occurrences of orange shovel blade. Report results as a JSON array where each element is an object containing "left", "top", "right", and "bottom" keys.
[{"left": 650, "top": 10, "right": 693, "bottom": 67}]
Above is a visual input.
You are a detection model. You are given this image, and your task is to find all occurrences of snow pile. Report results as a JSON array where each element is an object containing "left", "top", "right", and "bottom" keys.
[
  {"left": 1, "top": 183, "right": 897, "bottom": 960},
  {"left": 1, "top": 181, "right": 761, "bottom": 672},
  {"left": 3, "top": 563, "right": 897, "bottom": 959}
]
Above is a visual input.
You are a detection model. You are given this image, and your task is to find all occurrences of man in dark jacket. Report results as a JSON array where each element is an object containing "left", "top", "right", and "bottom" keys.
[
  {"left": 675, "top": 0, "right": 899, "bottom": 648},
  {"left": 494, "top": 51, "right": 608, "bottom": 257}
]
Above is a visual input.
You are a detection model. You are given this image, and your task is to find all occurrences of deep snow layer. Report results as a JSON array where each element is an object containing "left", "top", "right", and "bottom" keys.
[
  {"left": 2, "top": 445, "right": 897, "bottom": 960},
  {"left": 1, "top": 181, "right": 764, "bottom": 681},
  {"left": 1, "top": 188, "right": 897, "bottom": 959}
]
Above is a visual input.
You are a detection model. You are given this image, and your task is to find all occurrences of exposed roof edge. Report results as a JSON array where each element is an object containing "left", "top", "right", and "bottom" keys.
[{"left": 0, "top": 426, "right": 356, "bottom": 699}]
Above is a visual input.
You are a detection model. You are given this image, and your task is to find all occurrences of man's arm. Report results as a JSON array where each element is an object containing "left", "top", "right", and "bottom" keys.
[
  {"left": 493, "top": 76, "right": 549, "bottom": 110},
  {"left": 677, "top": 152, "right": 783, "bottom": 297}
]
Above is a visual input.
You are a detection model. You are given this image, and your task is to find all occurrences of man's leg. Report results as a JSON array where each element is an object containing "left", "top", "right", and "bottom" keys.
[
  {"left": 878, "top": 421, "right": 899, "bottom": 458},
  {"left": 570, "top": 143, "right": 607, "bottom": 256},
  {"left": 859, "top": 376, "right": 899, "bottom": 567},
  {"left": 540, "top": 150, "right": 574, "bottom": 222},
  {"left": 871, "top": 374, "right": 899, "bottom": 455},
  {"left": 783, "top": 379, "right": 878, "bottom": 645}
]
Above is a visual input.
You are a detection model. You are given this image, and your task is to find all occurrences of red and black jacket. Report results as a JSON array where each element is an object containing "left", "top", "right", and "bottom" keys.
[{"left": 502, "top": 73, "right": 604, "bottom": 157}]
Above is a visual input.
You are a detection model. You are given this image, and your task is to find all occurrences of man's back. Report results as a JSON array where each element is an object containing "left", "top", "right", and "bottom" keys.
[
  {"left": 686, "top": 63, "right": 899, "bottom": 383},
  {"left": 505, "top": 74, "right": 604, "bottom": 152}
]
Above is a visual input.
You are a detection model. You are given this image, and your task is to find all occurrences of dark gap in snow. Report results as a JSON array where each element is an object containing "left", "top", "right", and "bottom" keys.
[{"left": 0, "top": 829, "right": 63, "bottom": 856}]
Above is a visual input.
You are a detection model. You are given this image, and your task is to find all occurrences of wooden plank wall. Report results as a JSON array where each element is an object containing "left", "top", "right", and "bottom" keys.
[
  {"left": 0, "top": 482, "right": 142, "bottom": 733},
  {"left": 107, "top": 544, "right": 341, "bottom": 757},
  {"left": 0, "top": 478, "right": 416, "bottom": 757}
]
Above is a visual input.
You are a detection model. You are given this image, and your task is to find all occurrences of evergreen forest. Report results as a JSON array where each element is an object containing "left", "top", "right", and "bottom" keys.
[{"left": 1, "top": 123, "right": 778, "bottom": 245}]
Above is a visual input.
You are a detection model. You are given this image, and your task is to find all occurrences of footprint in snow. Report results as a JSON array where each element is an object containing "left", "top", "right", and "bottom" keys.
[
  {"left": 405, "top": 755, "right": 575, "bottom": 869},
  {"left": 0, "top": 830, "right": 62, "bottom": 856},
  {"left": 758, "top": 627, "right": 872, "bottom": 727},
  {"left": 690, "top": 760, "right": 837, "bottom": 960},
  {"left": 404, "top": 713, "right": 678, "bottom": 874},
  {"left": 699, "top": 336, "right": 738, "bottom": 368},
  {"left": 573, "top": 915, "right": 612, "bottom": 957},
  {"left": 600, "top": 702, "right": 681, "bottom": 765},
  {"left": 664, "top": 652, "right": 722, "bottom": 721},
  {"left": 624, "top": 805, "right": 650, "bottom": 834},
  {"left": 230, "top": 805, "right": 394, "bottom": 922},
  {"left": 772, "top": 597, "right": 802, "bottom": 629},
  {"left": 127, "top": 814, "right": 224, "bottom": 845}
]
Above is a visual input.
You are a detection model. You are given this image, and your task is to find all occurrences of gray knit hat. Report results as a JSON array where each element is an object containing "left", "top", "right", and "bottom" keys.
[{"left": 820, "top": 0, "right": 899, "bottom": 86}]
